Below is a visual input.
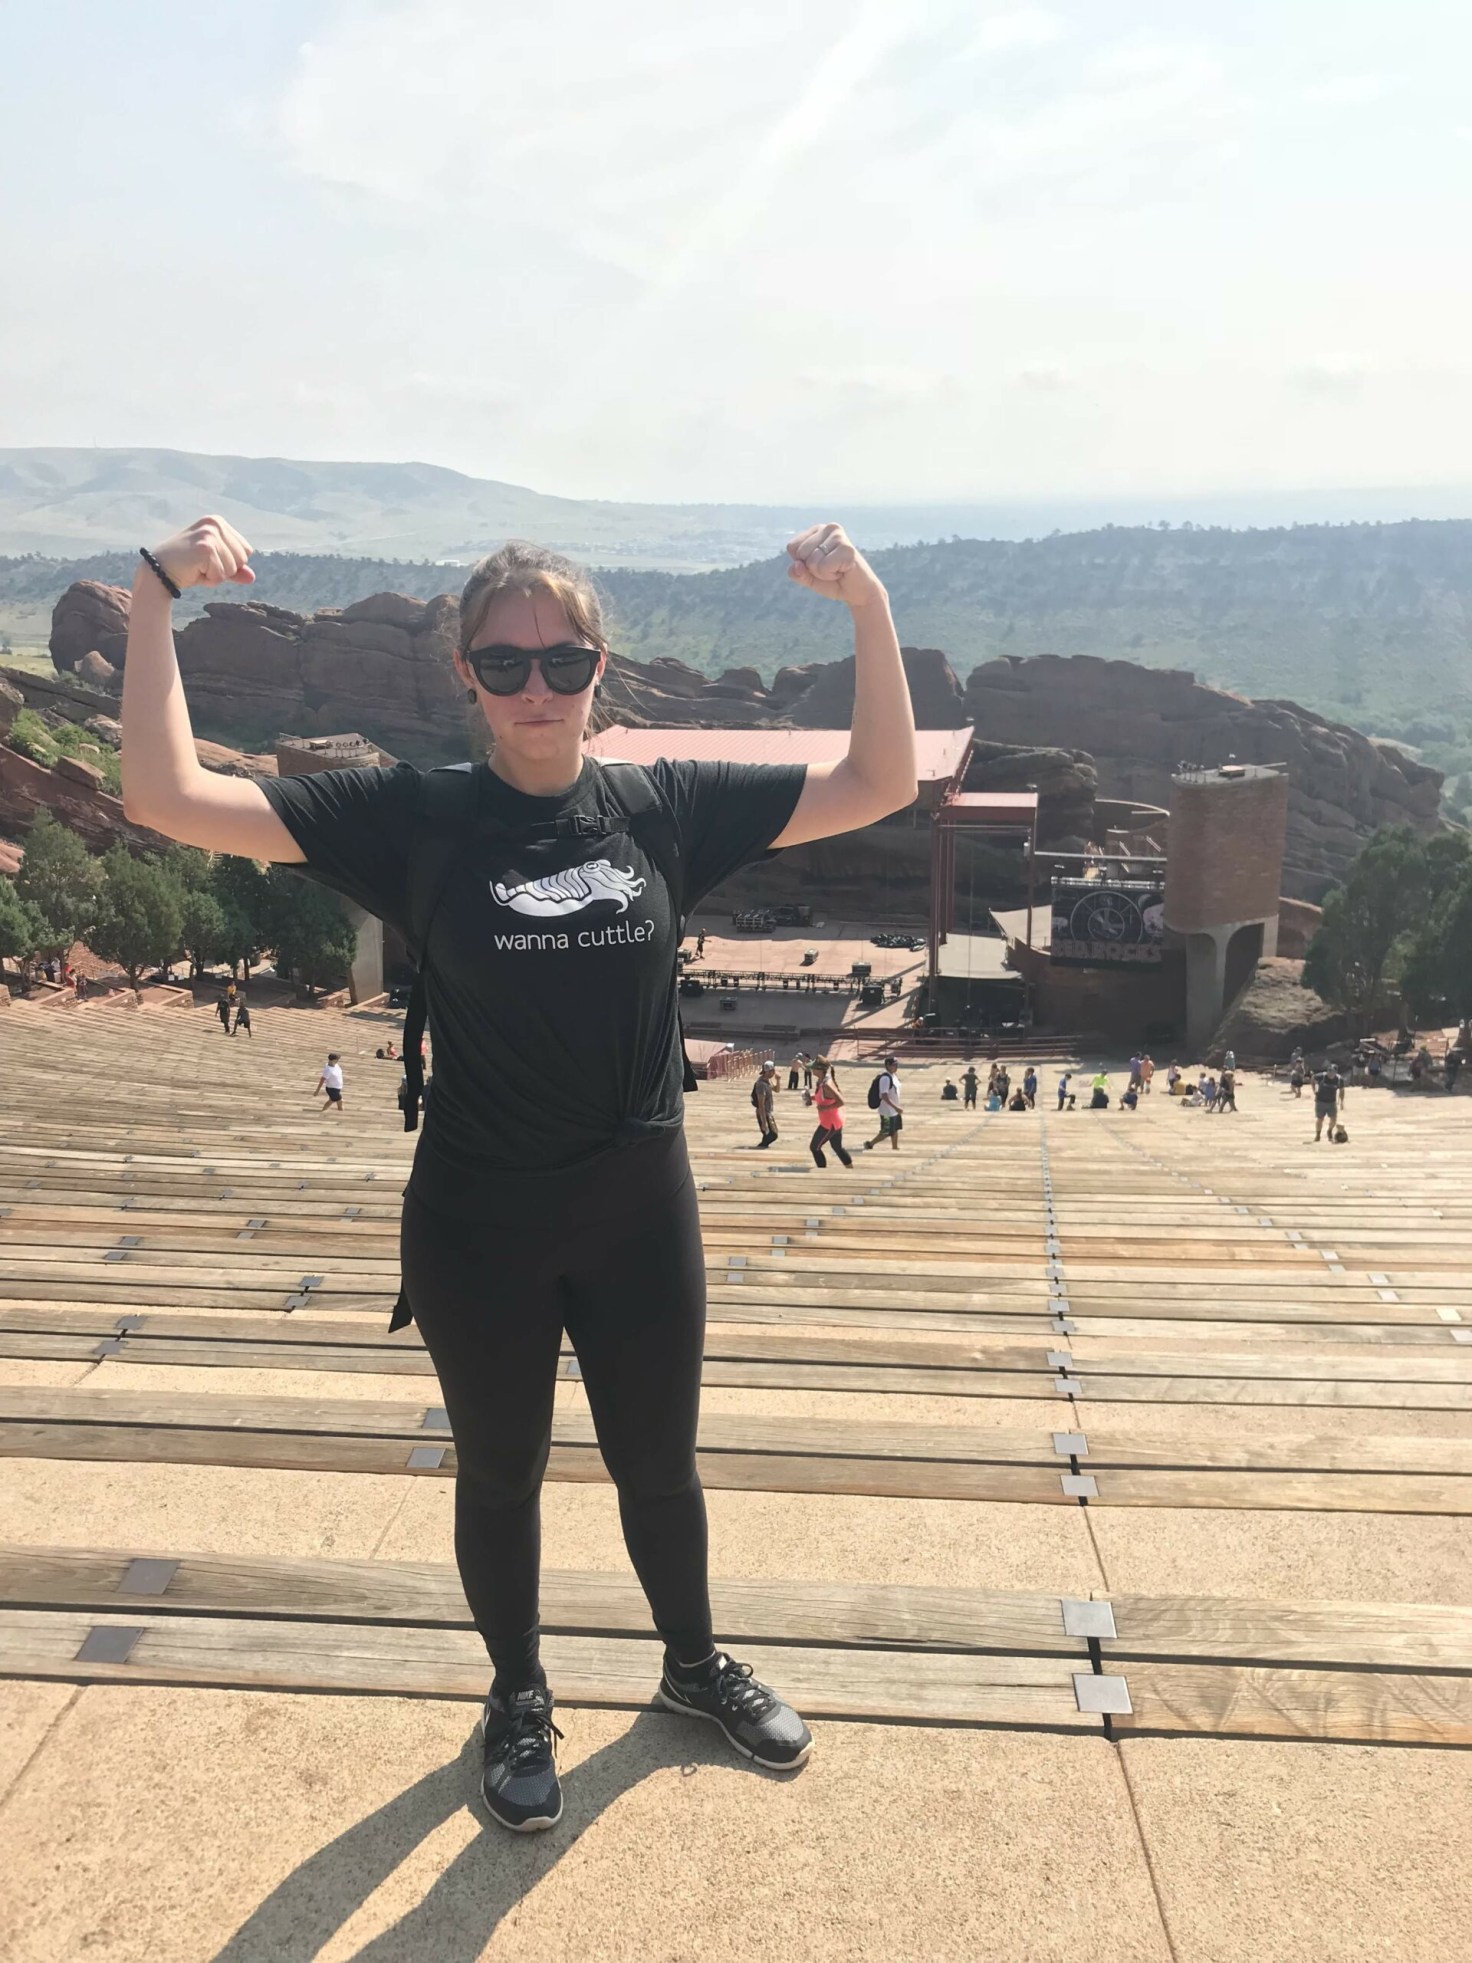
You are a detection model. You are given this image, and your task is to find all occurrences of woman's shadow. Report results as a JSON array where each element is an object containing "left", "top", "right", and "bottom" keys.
[{"left": 210, "top": 1701, "right": 784, "bottom": 1963}]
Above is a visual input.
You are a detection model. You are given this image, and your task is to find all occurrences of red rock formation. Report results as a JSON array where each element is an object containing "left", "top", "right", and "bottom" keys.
[
  {"left": 780, "top": 647, "right": 965, "bottom": 729},
  {"left": 0, "top": 743, "right": 171, "bottom": 854},
  {"left": 39, "top": 580, "right": 1447, "bottom": 900},
  {"left": 50, "top": 580, "right": 130, "bottom": 674},
  {"left": 966, "top": 654, "right": 1445, "bottom": 901}
]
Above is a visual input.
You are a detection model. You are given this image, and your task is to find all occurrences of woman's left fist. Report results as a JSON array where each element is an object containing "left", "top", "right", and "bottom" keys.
[{"left": 785, "top": 523, "right": 886, "bottom": 609}]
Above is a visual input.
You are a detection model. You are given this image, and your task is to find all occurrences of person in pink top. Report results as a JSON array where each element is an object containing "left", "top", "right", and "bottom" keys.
[{"left": 809, "top": 1058, "right": 854, "bottom": 1169}]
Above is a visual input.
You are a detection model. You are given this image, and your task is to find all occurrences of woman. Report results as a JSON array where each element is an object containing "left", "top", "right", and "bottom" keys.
[
  {"left": 808, "top": 1059, "right": 854, "bottom": 1169},
  {"left": 119, "top": 511, "right": 916, "bottom": 1834}
]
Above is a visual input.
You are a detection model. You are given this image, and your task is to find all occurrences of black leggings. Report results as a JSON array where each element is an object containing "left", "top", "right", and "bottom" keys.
[
  {"left": 399, "top": 1129, "right": 712, "bottom": 1690},
  {"left": 810, "top": 1123, "right": 852, "bottom": 1168}
]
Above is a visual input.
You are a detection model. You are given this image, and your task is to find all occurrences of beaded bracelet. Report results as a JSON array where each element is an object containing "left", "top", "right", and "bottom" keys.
[{"left": 138, "top": 546, "right": 182, "bottom": 600}]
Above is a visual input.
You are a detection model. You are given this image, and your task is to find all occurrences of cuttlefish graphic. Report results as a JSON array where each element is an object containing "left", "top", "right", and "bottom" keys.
[{"left": 490, "top": 860, "right": 648, "bottom": 917}]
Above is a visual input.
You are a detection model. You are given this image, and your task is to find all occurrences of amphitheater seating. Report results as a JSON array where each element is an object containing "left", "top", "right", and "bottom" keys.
[{"left": 1, "top": 987, "right": 1470, "bottom": 1757}]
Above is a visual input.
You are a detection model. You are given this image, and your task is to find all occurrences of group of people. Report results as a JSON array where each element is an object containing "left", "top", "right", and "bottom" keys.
[
  {"left": 939, "top": 1062, "right": 1043, "bottom": 1111},
  {"left": 214, "top": 980, "right": 252, "bottom": 1037},
  {"left": 1158, "top": 1053, "right": 1237, "bottom": 1110},
  {"left": 37, "top": 958, "right": 89, "bottom": 997},
  {"left": 752, "top": 1054, "right": 903, "bottom": 1166},
  {"left": 928, "top": 1052, "right": 1244, "bottom": 1117}
]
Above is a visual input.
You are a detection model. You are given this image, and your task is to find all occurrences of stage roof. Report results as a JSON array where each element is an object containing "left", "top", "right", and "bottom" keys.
[
  {"left": 938, "top": 791, "right": 1039, "bottom": 826},
  {"left": 587, "top": 724, "right": 973, "bottom": 787}
]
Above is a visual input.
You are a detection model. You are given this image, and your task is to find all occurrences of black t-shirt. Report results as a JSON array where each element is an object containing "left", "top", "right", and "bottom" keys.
[{"left": 258, "top": 756, "right": 806, "bottom": 1177}]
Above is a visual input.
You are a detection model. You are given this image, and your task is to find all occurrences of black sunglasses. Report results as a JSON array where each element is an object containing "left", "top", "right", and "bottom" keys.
[{"left": 465, "top": 642, "right": 602, "bottom": 696}]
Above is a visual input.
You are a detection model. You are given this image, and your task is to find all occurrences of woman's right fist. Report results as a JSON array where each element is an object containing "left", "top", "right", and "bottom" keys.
[{"left": 151, "top": 515, "right": 256, "bottom": 589}]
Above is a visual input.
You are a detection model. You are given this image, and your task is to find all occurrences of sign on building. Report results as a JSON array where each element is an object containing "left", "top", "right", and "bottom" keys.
[{"left": 1050, "top": 880, "right": 1165, "bottom": 966}]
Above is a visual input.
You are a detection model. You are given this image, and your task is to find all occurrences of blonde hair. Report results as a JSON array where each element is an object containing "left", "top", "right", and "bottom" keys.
[{"left": 458, "top": 540, "right": 608, "bottom": 655}]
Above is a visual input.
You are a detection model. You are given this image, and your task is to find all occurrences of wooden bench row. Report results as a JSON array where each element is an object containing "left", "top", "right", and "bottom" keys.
[
  {"left": 1, "top": 1545, "right": 1466, "bottom": 1745},
  {"left": 3, "top": 1385, "right": 1468, "bottom": 1509}
]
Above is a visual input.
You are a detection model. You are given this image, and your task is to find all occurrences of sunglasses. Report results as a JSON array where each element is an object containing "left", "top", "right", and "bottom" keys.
[{"left": 465, "top": 642, "right": 602, "bottom": 697}]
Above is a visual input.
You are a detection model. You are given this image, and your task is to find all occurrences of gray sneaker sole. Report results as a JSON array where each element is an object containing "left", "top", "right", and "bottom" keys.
[{"left": 655, "top": 1683, "right": 813, "bottom": 1770}]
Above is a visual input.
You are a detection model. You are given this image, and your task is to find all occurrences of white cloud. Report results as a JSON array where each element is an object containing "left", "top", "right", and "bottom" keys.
[
  {"left": 1287, "top": 353, "right": 1373, "bottom": 397},
  {"left": 1302, "top": 74, "right": 1388, "bottom": 106},
  {"left": 264, "top": 0, "right": 921, "bottom": 287},
  {"left": 795, "top": 362, "right": 956, "bottom": 402},
  {"left": 893, "top": 40, "right": 1247, "bottom": 209},
  {"left": 1012, "top": 361, "right": 1075, "bottom": 390},
  {"left": 963, "top": 10, "right": 1066, "bottom": 57}
]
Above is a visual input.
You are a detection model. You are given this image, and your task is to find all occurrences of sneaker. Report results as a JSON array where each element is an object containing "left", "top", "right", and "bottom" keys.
[
  {"left": 657, "top": 1652, "right": 813, "bottom": 1769},
  {"left": 479, "top": 1684, "right": 564, "bottom": 1831}
]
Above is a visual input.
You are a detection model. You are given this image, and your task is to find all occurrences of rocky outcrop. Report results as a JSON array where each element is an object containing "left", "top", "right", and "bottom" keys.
[
  {"left": 50, "top": 579, "right": 130, "bottom": 675},
  {"left": 963, "top": 741, "right": 1098, "bottom": 845},
  {"left": 165, "top": 590, "right": 467, "bottom": 757},
  {"left": 777, "top": 647, "right": 965, "bottom": 729},
  {"left": 78, "top": 651, "right": 119, "bottom": 689},
  {"left": 1, "top": 665, "right": 119, "bottom": 727},
  {"left": 1209, "top": 957, "right": 1356, "bottom": 1060},
  {"left": 40, "top": 585, "right": 1446, "bottom": 900},
  {"left": 0, "top": 743, "right": 171, "bottom": 855},
  {"left": 54, "top": 755, "right": 105, "bottom": 791},
  {"left": 966, "top": 654, "right": 1445, "bottom": 901}
]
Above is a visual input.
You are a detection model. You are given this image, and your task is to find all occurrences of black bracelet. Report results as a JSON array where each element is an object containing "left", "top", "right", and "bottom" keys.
[{"left": 138, "top": 546, "right": 182, "bottom": 600}]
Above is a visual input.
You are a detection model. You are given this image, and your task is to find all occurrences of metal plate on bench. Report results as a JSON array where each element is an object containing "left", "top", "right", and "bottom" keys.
[
  {"left": 76, "top": 1625, "right": 145, "bottom": 1665},
  {"left": 1073, "top": 1671, "right": 1132, "bottom": 1715},
  {"left": 119, "top": 1558, "right": 179, "bottom": 1597},
  {"left": 406, "top": 1446, "right": 446, "bottom": 1470},
  {"left": 1061, "top": 1598, "right": 1116, "bottom": 1640}
]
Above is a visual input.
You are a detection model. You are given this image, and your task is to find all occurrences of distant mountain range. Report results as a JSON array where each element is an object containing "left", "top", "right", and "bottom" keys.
[
  {"left": 3, "top": 448, "right": 1472, "bottom": 817},
  {"left": 4, "top": 444, "right": 1472, "bottom": 567}
]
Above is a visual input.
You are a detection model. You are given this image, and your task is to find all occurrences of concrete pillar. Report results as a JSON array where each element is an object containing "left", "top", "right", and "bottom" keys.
[
  {"left": 344, "top": 903, "right": 382, "bottom": 1006},
  {"left": 1183, "top": 929, "right": 1230, "bottom": 1054}
]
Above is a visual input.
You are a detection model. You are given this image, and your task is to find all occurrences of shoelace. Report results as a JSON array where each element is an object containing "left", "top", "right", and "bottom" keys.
[
  {"left": 489, "top": 1700, "right": 565, "bottom": 1772},
  {"left": 710, "top": 1655, "right": 778, "bottom": 1719}
]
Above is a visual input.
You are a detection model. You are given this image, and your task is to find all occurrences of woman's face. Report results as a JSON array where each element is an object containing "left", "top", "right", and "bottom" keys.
[{"left": 454, "top": 586, "right": 606, "bottom": 762}]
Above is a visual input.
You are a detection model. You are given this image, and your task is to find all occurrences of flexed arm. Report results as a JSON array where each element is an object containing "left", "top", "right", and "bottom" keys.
[
  {"left": 121, "top": 516, "right": 304, "bottom": 861},
  {"left": 771, "top": 523, "right": 918, "bottom": 849}
]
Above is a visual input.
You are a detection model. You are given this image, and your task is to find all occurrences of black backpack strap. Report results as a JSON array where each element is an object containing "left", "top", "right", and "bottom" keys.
[
  {"left": 595, "top": 761, "right": 684, "bottom": 918},
  {"left": 595, "top": 760, "right": 698, "bottom": 1093},
  {"left": 398, "top": 765, "right": 480, "bottom": 1134},
  {"left": 390, "top": 765, "right": 482, "bottom": 1334}
]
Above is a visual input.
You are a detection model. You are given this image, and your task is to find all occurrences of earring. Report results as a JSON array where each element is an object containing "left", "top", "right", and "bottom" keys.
[
  {"left": 593, "top": 681, "right": 602, "bottom": 698},
  {"left": 466, "top": 686, "right": 477, "bottom": 702}
]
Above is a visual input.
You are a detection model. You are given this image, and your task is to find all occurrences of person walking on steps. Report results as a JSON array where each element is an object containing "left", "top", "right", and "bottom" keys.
[
  {"left": 864, "top": 1056, "right": 902, "bottom": 1150},
  {"left": 962, "top": 1064, "right": 978, "bottom": 1110},
  {"left": 118, "top": 511, "right": 918, "bottom": 1835},
  {"left": 1313, "top": 1062, "right": 1343, "bottom": 1142},
  {"left": 809, "top": 1058, "right": 855, "bottom": 1168},
  {"left": 788, "top": 1052, "right": 804, "bottom": 1093},
  {"left": 751, "top": 1059, "right": 779, "bottom": 1148},
  {"left": 215, "top": 984, "right": 232, "bottom": 1035},
  {"left": 232, "top": 986, "right": 252, "bottom": 1037},
  {"left": 316, "top": 1053, "right": 345, "bottom": 1114}
]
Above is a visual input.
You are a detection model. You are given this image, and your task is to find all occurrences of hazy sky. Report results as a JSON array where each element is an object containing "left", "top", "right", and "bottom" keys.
[{"left": 5, "top": 0, "right": 1470, "bottom": 505}]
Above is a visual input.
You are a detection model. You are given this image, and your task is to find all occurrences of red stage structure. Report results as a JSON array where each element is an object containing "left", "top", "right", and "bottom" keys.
[{"left": 927, "top": 790, "right": 1040, "bottom": 982}]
